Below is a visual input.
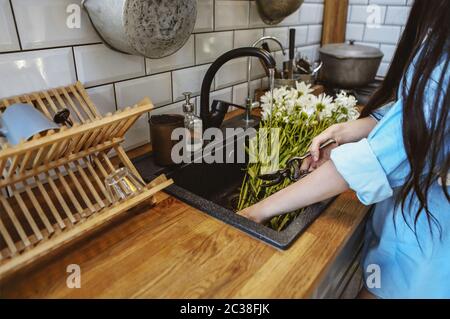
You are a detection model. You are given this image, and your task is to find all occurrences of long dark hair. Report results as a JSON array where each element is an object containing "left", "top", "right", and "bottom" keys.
[{"left": 360, "top": 0, "right": 450, "bottom": 234}]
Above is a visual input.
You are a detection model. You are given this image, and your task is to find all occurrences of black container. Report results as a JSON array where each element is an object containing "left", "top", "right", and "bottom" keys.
[{"left": 149, "top": 114, "right": 184, "bottom": 166}]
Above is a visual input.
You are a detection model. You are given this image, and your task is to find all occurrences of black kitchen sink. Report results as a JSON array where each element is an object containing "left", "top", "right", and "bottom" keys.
[
  {"left": 168, "top": 161, "right": 246, "bottom": 212},
  {"left": 133, "top": 128, "right": 334, "bottom": 250}
]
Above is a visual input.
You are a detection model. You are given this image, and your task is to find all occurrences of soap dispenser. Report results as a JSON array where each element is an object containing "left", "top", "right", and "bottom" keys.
[{"left": 182, "top": 92, "right": 203, "bottom": 152}]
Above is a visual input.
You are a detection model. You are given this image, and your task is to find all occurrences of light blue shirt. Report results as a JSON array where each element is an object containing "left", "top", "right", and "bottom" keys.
[{"left": 330, "top": 56, "right": 449, "bottom": 298}]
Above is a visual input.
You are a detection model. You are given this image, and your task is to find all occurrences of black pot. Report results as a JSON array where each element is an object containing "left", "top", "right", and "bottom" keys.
[{"left": 319, "top": 41, "right": 384, "bottom": 88}]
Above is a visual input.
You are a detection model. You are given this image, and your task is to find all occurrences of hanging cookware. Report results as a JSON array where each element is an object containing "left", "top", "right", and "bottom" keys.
[
  {"left": 319, "top": 40, "right": 384, "bottom": 88},
  {"left": 82, "top": 0, "right": 197, "bottom": 59},
  {"left": 256, "top": 0, "right": 304, "bottom": 25}
]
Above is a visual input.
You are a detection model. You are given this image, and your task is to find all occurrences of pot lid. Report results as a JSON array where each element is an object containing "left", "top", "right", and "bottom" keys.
[{"left": 319, "top": 40, "right": 384, "bottom": 59}]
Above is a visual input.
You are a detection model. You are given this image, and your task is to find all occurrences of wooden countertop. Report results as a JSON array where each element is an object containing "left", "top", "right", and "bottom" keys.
[
  {"left": 0, "top": 103, "right": 371, "bottom": 298},
  {"left": 0, "top": 190, "right": 369, "bottom": 298}
]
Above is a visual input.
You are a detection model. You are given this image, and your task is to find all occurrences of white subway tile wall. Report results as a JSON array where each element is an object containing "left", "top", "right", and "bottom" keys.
[
  {"left": 346, "top": 0, "right": 413, "bottom": 77},
  {"left": 146, "top": 35, "right": 195, "bottom": 74},
  {"left": 0, "top": 48, "right": 77, "bottom": 98},
  {"left": 73, "top": 44, "right": 146, "bottom": 87},
  {"left": 0, "top": 0, "right": 20, "bottom": 52},
  {"left": 86, "top": 84, "right": 116, "bottom": 116},
  {"left": 0, "top": 0, "right": 324, "bottom": 149},
  {"left": 115, "top": 72, "right": 173, "bottom": 108},
  {"left": 12, "top": 0, "right": 100, "bottom": 50}
]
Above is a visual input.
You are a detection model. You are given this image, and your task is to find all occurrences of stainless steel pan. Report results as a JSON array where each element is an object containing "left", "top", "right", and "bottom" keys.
[
  {"left": 82, "top": 0, "right": 197, "bottom": 58},
  {"left": 256, "top": 0, "right": 304, "bottom": 25}
]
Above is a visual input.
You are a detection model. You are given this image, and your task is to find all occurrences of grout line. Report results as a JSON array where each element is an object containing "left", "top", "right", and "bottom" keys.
[
  {"left": 83, "top": 62, "right": 212, "bottom": 90},
  {"left": 0, "top": 42, "right": 103, "bottom": 56},
  {"left": 169, "top": 71, "right": 174, "bottom": 105},
  {"left": 0, "top": 24, "right": 340, "bottom": 57},
  {"left": 362, "top": 23, "right": 367, "bottom": 43},
  {"left": 149, "top": 76, "right": 266, "bottom": 113},
  {"left": 212, "top": 0, "right": 216, "bottom": 31},
  {"left": 71, "top": 47, "right": 79, "bottom": 81},
  {"left": 232, "top": 28, "right": 236, "bottom": 50},
  {"left": 8, "top": 0, "right": 23, "bottom": 51},
  {"left": 193, "top": 33, "right": 197, "bottom": 65},
  {"left": 305, "top": 25, "right": 310, "bottom": 46},
  {"left": 247, "top": 0, "right": 251, "bottom": 28},
  {"left": 112, "top": 83, "right": 119, "bottom": 111},
  {"left": 144, "top": 56, "right": 148, "bottom": 75},
  {"left": 80, "top": 43, "right": 298, "bottom": 92}
]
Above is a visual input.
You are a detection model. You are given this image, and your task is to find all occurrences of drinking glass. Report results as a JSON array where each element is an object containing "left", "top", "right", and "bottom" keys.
[{"left": 105, "top": 167, "right": 146, "bottom": 203}]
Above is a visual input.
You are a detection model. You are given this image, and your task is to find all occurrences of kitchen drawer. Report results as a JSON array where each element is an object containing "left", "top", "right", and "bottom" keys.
[{"left": 312, "top": 211, "right": 369, "bottom": 299}]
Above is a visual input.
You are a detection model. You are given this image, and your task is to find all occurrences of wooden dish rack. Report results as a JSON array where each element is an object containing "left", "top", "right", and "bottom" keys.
[{"left": 0, "top": 82, "right": 173, "bottom": 280}]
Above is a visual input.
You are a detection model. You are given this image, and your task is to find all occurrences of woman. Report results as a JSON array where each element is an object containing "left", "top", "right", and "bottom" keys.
[{"left": 239, "top": 0, "right": 449, "bottom": 299}]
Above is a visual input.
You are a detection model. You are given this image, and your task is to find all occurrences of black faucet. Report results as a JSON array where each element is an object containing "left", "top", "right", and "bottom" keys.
[{"left": 200, "top": 47, "right": 276, "bottom": 129}]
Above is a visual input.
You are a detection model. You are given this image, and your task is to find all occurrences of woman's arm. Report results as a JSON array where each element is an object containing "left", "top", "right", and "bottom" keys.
[
  {"left": 239, "top": 161, "right": 349, "bottom": 223},
  {"left": 239, "top": 117, "right": 377, "bottom": 223}
]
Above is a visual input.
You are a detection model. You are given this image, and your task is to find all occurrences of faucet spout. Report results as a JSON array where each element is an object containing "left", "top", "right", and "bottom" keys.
[
  {"left": 200, "top": 47, "right": 276, "bottom": 129},
  {"left": 248, "top": 36, "right": 286, "bottom": 100}
]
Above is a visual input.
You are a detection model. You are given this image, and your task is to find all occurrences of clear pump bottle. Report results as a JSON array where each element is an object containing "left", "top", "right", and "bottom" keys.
[{"left": 182, "top": 92, "right": 203, "bottom": 152}]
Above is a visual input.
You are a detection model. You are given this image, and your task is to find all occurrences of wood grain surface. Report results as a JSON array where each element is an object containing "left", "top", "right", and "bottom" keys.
[
  {"left": 0, "top": 191, "right": 369, "bottom": 298},
  {"left": 322, "top": 0, "right": 349, "bottom": 45}
]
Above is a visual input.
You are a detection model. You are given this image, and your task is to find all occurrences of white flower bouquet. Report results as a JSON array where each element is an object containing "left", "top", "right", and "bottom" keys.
[{"left": 237, "top": 82, "right": 360, "bottom": 231}]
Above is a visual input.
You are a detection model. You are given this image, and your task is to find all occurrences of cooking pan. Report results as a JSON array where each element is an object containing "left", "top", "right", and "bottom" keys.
[
  {"left": 256, "top": 0, "right": 304, "bottom": 25},
  {"left": 82, "top": 0, "right": 197, "bottom": 58}
]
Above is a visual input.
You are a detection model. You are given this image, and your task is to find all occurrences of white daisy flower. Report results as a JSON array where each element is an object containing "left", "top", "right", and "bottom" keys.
[
  {"left": 310, "top": 93, "right": 334, "bottom": 116},
  {"left": 335, "top": 91, "right": 358, "bottom": 109},
  {"left": 260, "top": 83, "right": 359, "bottom": 124},
  {"left": 295, "top": 81, "right": 314, "bottom": 96}
]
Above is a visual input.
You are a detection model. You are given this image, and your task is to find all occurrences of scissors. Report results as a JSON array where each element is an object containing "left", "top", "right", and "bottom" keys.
[{"left": 258, "top": 139, "right": 336, "bottom": 188}]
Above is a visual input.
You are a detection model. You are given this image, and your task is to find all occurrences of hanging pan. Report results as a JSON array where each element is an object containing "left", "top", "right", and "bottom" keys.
[
  {"left": 256, "top": 0, "right": 304, "bottom": 25},
  {"left": 82, "top": 0, "right": 197, "bottom": 58}
]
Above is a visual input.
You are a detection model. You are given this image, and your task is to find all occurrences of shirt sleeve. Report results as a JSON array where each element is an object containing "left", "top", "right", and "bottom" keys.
[
  {"left": 330, "top": 99, "right": 407, "bottom": 205},
  {"left": 370, "top": 101, "right": 396, "bottom": 121},
  {"left": 330, "top": 138, "right": 394, "bottom": 205}
]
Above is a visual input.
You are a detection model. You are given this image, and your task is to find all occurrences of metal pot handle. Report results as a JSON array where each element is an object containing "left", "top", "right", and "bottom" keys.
[{"left": 312, "top": 61, "right": 323, "bottom": 75}]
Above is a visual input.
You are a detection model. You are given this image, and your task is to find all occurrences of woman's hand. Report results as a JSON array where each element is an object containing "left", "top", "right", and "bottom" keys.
[
  {"left": 301, "top": 124, "right": 341, "bottom": 172},
  {"left": 238, "top": 203, "right": 269, "bottom": 224},
  {"left": 301, "top": 117, "right": 378, "bottom": 172}
]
